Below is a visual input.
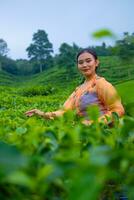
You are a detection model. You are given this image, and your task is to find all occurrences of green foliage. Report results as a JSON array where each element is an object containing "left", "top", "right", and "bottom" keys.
[
  {"left": 112, "top": 32, "right": 134, "bottom": 63},
  {"left": 0, "top": 41, "right": 134, "bottom": 199},
  {"left": 55, "top": 43, "right": 80, "bottom": 72},
  {"left": 0, "top": 38, "right": 9, "bottom": 56},
  {"left": 116, "top": 80, "right": 134, "bottom": 117},
  {"left": 0, "top": 142, "right": 27, "bottom": 172},
  {"left": 91, "top": 42, "right": 112, "bottom": 56},
  {"left": 0, "top": 39, "right": 18, "bottom": 75},
  {"left": 0, "top": 71, "right": 19, "bottom": 85},
  {"left": 14, "top": 55, "right": 134, "bottom": 94},
  {"left": 0, "top": 55, "right": 18, "bottom": 74},
  {"left": 16, "top": 59, "right": 34, "bottom": 75},
  {"left": 0, "top": 29, "right": 134, "bottom": 199},
  {"left": 0, "top": 80, "right": 134, "bottom": 199},
  {"left": 1, "top": 31, "right": 134, "bottom": 76},
  {"left": 19, "top": 85, "right": 56, "bottom": 97}
]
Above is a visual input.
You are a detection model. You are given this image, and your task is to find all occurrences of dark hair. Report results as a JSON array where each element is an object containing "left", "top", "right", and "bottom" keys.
[{"left": 76, "top": 48, "right": 98, "bottom": 62}]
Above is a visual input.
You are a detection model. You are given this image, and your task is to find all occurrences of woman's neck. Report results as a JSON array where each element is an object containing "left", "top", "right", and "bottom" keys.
[{"left": 85, "top": 73, "right": 97, "bottom": 82}]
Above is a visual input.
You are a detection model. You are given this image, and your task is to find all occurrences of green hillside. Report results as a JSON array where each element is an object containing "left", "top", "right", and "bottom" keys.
[
  {"left": 116, "top": 80, "right": 134, "bottom": 103},
  {"left": 0, "top": 57, "right": 134, "bottom": 199},
  {"left": 0, "top": 56, "right": 134, "bottom": 117},
  {"left": 0, "top": 56, "right": 134, "bottom": 88},
  {"left": 0, "top": 55, "right": 134, "bottom": 118},
  {"left": 19, "top": 56, "right": 134, "bottom": 88},
  {"left": 0, "top": 71, "right": 20, "bottom": 85},
  {"left": 116, "top": 80, "right": 134, "bottom": 116}
]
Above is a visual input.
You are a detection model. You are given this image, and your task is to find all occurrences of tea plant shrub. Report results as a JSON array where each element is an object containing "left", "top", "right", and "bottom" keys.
[{"left": 0, "top": 82, "right": 134, "bottom": 199}]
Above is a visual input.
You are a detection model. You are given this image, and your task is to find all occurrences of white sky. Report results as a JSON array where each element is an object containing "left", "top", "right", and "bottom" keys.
[{"left": 0, "top": 0, "right": 134, "bottom": 59}]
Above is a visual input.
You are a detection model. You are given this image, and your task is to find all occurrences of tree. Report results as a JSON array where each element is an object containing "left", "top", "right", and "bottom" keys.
[
  {"left": 16, "top": 59, "right": 34, "bottom": 75},
  {"left": 0, "top": 39, "right": 9, "bottom": 56},
  {"left": 0, "top": 55, "right": 18, "bottom": 74},
  {"left": 0, "top": 39, "right": 9, "bottom": 71},
  {"left": 26, "top": 30, "right": 53, "bottom": 73},
  {"left": 56, "top": 42, "right": 80, "bottom": 72},
  {"left": 91, "top": 42, "right": 112, "bottom": 56},
  {"left": 113, "top": 32, "right": 134, "bottom": 62}
]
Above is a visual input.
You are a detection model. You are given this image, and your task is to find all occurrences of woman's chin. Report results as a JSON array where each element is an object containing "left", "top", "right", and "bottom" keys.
[{"left": 83, "top": 71, "right": 92, "bottom": 77}]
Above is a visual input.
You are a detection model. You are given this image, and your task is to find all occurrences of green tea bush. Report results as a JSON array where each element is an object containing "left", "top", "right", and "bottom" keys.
[
  {"left": 19, "top": 85, "right": 56, "bottom": 97},
  {"left": 0, "top": 84, "right": 134, "bottom": 200}
]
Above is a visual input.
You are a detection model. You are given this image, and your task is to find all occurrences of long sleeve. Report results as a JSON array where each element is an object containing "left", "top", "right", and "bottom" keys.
[
  {"left": 45, "top": 89, "right": 77, "bottom": 118},
  {"left": 96, "top": 78, "right": 125, "bottom": 120},
  {"left": 63, "top": 90, "right": 76, "bottom": 110}
]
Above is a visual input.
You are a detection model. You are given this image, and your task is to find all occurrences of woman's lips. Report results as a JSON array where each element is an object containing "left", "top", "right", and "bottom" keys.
[{"left": 82, "top": 68, "right": 91, "bottom": 72}]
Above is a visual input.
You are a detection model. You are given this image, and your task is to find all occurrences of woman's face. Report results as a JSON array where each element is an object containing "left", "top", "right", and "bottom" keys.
[{"left": 77, "top": 52, "right": 99, "bottom": 78}]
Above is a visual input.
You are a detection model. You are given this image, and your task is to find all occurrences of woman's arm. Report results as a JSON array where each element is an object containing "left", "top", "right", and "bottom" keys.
[
  {"left": 25, "top": 90, "right": 77, "bottom": 119},
  {"left": 25, "top": 109, "right": 65, "bottom": 119}
]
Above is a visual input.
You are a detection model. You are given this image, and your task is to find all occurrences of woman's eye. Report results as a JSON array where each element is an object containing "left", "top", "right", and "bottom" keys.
[
  {"left": 86, "top": 60, "right": 91, "bottom": 63},
  {"left": 78, "top": 61, "right": 83, "bottom": 65}
]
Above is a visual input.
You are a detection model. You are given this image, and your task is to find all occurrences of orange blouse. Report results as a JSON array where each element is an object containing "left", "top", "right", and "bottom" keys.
[{"left": 62, "top": 75, "right": 125, "bottom": 120}]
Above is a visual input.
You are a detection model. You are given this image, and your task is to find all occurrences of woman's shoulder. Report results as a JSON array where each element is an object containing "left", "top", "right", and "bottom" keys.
[
  {"left": 95, "top": 75, "right": 112, "bottom": 87},
  {"left": 96, "top": 75, "right": 106, "bottom": 81},
  {"left": 72, "top": 85, "right": 81, "bottom": 94}
]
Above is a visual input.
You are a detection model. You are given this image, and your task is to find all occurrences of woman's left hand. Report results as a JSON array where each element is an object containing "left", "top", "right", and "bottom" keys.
[{"left": 82, "top": 119, "right": 93, "bottom": 126}]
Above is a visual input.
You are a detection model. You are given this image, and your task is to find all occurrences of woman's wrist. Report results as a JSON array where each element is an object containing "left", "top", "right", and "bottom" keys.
[
  {"left": 40, "top": 111, "right": 46, "bottom": 118},
  {"left": 43, "top": 112, "right": 54, "bottom": 119},
  {"left": 34, "top": 110, "right": 46, "bottom": 118}
]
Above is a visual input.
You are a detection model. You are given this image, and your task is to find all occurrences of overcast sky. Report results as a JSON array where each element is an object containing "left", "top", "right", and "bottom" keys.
[{"left": 0, "top": 0, "right": 133, "bottom": 59}]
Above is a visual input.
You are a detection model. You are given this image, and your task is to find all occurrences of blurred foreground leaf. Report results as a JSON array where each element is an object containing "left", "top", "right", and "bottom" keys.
[
  {"left": 0, "top": 142, "right": 27, "bottom": 172},
  {"left": 92, "top": 29, "right": 115, "bottom": 39}
]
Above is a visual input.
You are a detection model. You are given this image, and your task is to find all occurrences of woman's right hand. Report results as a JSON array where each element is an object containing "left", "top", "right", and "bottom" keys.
[
  {"left": 25, "top": 109, "right": 54, "bottom": 119},
  {"left": 25, "top": 109, "right": 44, "bottom": 117}
]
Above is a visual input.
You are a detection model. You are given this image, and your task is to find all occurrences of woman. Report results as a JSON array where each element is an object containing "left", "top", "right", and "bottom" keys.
[{"left": 25, "top": 48, "right": 125, "bottom": 125}]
